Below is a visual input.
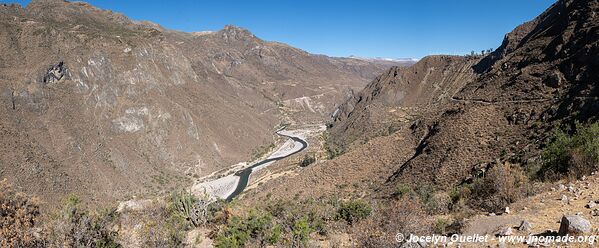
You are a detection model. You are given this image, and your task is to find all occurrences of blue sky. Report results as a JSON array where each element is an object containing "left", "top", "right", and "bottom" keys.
[{"left": 10, "top": 0, "right": 556, "bottom": 59}]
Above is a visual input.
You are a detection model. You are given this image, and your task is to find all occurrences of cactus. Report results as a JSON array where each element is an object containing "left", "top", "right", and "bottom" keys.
[{"left": 170, "top": 190, "right": 209, "bottom": 227}]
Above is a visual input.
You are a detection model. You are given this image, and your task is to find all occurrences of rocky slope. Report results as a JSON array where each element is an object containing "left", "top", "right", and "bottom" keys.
[
  {"left": 248, "top": 0, "right": 598, "bottom": 211},
  {"left": 388, "top": 0, "right": 598, "bottom": 188},
  {"left": 0, "top": 0, "right": 406, "bottom": 206},
  {"left": 231, "top": 2, "right": 597, "bottom": 246},
  {"left": 323, "top": 0, "right": 598, "bottom": 189},
  {"left": 328, "top": 55, "right": 479, "bottom": 151}
]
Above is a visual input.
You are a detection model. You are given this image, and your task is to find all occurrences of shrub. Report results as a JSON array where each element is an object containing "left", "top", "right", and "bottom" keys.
[
  {"left": 325, "top": 144, "right": 345, "bottom": 159},
  {"left": 46, "top": 195, "right": 121, "bottom": 248},
  {"left": 299, "top": 154, "right": 316, "bottom": 167},
  {"left": 386, "top": 124, "right": 401, "bottom": 136},
  {"left": 291, "top": 216, "right": 313, "bottom": 246},
  {"left": 413, "top": 184, "right": 434, "bottom": 205},
  {"left": 540, "top": 122, "right": 599, "bottom": 180},
  {"left": 426, "top": 192, "right": 451, "bottom": 214},
  {"left": 0, "top": 179, "right": 45, "bottom": 247},
  {"left": 354, "top": 196, "right": 432, "bottom": 247},
  {"left": 448, "top": 185, "right": 472, "bottom": 212},
  {"left": 469, "top": 162, "right": 528, "bottom": 212},
  {"left": 129, "top": 201, "right": 187, "bottom": 248},
  {"left": 434, "top": 218, "right": 449, "bottom": 234},
  {"left": 207, "top": 198, "right": 233, "bottom": 225},
  {"left": 252, "top": 143, "right": 275, "bottom": 160},
  {"left": 394, "top": 183, "right": 411, "bottom": 198},
  {"left": 214, "top": 210, "right": 278, "bottom": 248},
  {"left": 337, "top": 200, "right": 372, "bottom": 225}
]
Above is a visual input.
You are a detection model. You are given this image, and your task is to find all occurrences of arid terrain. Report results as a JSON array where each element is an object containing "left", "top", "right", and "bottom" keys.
[
  {"left": 1, "top": 0, "right": 598, "bottom": 247},
  {"left": 0, "top": 0, "right": 412, "bottom": 207}
]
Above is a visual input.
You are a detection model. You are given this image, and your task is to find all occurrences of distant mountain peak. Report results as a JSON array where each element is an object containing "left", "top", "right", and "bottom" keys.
[{"left": 218, "top": 25, "right": 256, "bottom": 42}]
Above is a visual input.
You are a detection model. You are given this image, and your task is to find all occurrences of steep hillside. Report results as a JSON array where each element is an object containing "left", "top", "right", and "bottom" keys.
[
  {"left": 235, "top": 1, "right": 597, "bottom": 246},
  {"left": 322, "top": 0, "right": 598, "bottom": 188},
  {"left": 390, "top": 0, "right": 598, "bottom": 188},
  {"left": 0, "top": 0, "right": 402, "bottom": 206},
  {"left": 250, "top": 0, "right": 598, "bottom": 217},
  {"left": 327, "top": 55, "right": 478, "bottom": 152}
]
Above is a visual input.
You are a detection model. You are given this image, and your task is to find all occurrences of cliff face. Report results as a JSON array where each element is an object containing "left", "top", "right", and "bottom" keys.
[{"left": 0, "top": 0, "right": 403, "bottom": 205}]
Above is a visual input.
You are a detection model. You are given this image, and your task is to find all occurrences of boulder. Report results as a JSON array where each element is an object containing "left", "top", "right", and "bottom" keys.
[
  {"left": 497, "top": 227, "right": 513, "bottom": 236},
  {"left": 558, "top": 215, "right": 591, "bottom": 235},
  {"left": 518, "top": 220, "right": 532, "bottom": 232}
]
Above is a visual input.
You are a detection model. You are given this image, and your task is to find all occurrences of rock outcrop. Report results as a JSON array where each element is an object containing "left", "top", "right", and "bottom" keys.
[{"left": 558, "top": 215, "right": 592, "bottom": 235}]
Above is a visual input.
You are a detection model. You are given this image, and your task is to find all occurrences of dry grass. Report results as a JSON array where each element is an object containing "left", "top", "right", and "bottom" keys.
[{"left": 0, "top": 179, "right": 45, "bottom": 247}]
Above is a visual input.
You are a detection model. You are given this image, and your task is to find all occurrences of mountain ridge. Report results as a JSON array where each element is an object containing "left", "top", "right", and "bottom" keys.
[{"left": 0, "top": 0, "right": 407, "bottom": 206}]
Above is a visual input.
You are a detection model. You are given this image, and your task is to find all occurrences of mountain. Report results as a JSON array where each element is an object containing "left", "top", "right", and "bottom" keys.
[
  {"left": 385, "top": 0, "right": 598, "bottom": 188},
  {"left": 328, "top": 55, "right": 478, "bottom": 152},
  {"left": 2, "top": 0, "right": 598, "bottom": 246},
  {"left": 348, "top": 55, "right": 419, "bottom": 67},
  {"left": 0, "top": 0, "right": 404, "bottom": 206},
  {"left": 248, "top": 0, "right": 598, "bottom": 226},
  {"left": 324, "top": 0, "right": 598, "bottom": 187}
]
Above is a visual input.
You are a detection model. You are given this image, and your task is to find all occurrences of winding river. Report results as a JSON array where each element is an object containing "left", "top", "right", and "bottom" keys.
[{"left": 225, "top": 130, "right": 308, "bottom": 201}]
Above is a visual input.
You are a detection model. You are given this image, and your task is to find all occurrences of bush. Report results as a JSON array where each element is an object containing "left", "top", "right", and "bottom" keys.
[
  {"left": 354, "top": 196, "right": 432, "bottom": 247},
  {"left": 337, "top": 200, "right": 372, "bottom": 225},
  {"left": 394, "top": 183, "right": 411, "bottom": 198},
  {"left": 214, "top": 210, "right": 279, "bottom": 248},
  {"left": 540, "top": 122, "right": 599, "bottom": 180},
  {"left": 126, "top": 200, "right": 187, "bottom": 248},
  {"left": 469, "top": 162, "right": 528, "bottom": 212},
  {"left": 214, "top": 198, "right": 335, "bottom": 247},
  {"left": 434, "top": 218, "right": 449, "bottom": 234},
  {"left": 291, "top": 217, "right": 313, "bottom": 247},
  {"left": 326, "top": 145, "right": 345, "bottom": 159},
  {"left": 0, "top": 179, "right": 45, "bottom": 247},
  {"left": 299, "top": 154, "right": 316, "bottom": 167},
  {"left": 47, "top": 195, "right": 121, "bottom": 248},
  {"left": 448, "top": 185, "right": 472, "bottom": 212},
  {"left": 252, "top": 143, "right": 275, "bottom": 161}
]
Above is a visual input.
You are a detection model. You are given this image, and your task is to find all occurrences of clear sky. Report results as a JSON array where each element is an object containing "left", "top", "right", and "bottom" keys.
[{"left": 9, "top": 0, "right": 556, "bottom": 59}]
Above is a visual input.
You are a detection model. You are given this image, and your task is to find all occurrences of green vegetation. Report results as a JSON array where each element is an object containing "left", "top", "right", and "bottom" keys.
[
  {"left": 252, "top": 143, "right": 276, "bottom": 161},
  {"left": 394, "top": 183, "right": 412, "bottom": 197},
  {"left": 326, "top": 145, "right": 345, "bottom": 159},
  {"left": 538, "top": 122, "right": 599, "bottom": 180},
  {"left": 299, "top": 154, "right": 316, "bottom": 167},
  {"left": 214, "top": 210, "right": 279, "bottom": 248},
  {"left": 383, "top": 123, "right": 401, "bottom": 136},
  {"left": 214, "top": 199, "right": 334, "bottom": 247},
  {"left": 434, "top": 218, "right": 449, "bottom": 234},
  {"left": 336, "top": 199, "right": 372, "bottom": 225},
  {"left": 168, "top": 190, "right": 208, "bottom": 227}
]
